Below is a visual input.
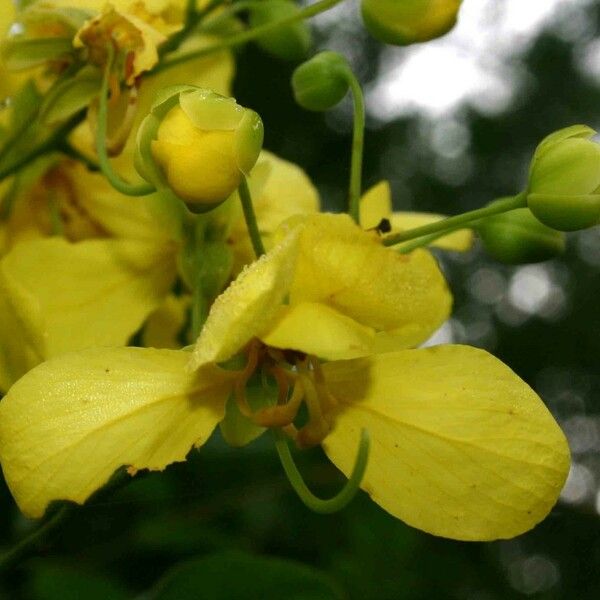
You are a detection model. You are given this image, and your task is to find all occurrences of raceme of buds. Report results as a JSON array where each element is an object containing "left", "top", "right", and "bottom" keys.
[
  {"left": 137, "top": 87, "right": 264, "bottom": 209},
  {"left": 249, "top": 0, "right": 312, "bottom": 62},
  {"left": 361, "top": 0, "right": 462, "bottom": 46},
  {"left": 477, "top": 204, "right": 566, "bottom": 265},
  {"left": 526, "top": 125, "right": 600, "bottom": 231},
  {"left": 291, "top": 52, "right": 350, "bottom": 112}
]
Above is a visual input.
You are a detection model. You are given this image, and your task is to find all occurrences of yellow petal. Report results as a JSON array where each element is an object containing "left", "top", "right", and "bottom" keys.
[
  {"left": 0, "top": 268, "right": 46, "bottom": 392},
  {"left": 289, "top": 213, "right": 452, "bottom": 348},
  {"left": 359, "top": 180, "right": 392, "bottom": 229},
  {"left": 189, "top": 228, "right": 301, "bottom": 370},
  {"left": 0, "top": 347, "right": 232, "bottom": 518},
  {"left": 389, "top": 212, "right": 473, "bottom": 252},
  {"left": 64, "top": 162, "right": 179, "bottom": 242},
  {"left": 322, "top": 345, "right": 570, "bottom": 541},
  {"left": 0, "top": 237, "right": 176, "bottom": 388},
  {"left": 261, "top": 302, "right": 375, "bottom": 361},
  {"left": 142, "top": 294, "right": 190, "bottom": 349}
]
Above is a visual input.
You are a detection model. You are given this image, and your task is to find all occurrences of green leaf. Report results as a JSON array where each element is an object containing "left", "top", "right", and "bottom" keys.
[
  {"left": 150, "top": 551, "right": 344, "bottom": 600},
  {"left": 39, "top": 67, "right": 102, "bottom": 125},
  {"left": 27, "top": 562, "right": 128, "bottom": 600},
  {"left": 1, "top": 37, "right": 74, "bottom": 70}
]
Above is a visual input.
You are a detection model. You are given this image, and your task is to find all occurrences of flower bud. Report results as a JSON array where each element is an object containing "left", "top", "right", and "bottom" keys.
[
  {"left": 477, "top": 203, "right": 565, "bottom": 265},
  {"left": 361, "top": 0, "right": 462, "bottom": 46},
  {"left": 291, "top": 51, "right": 350, "bottom": 111},
  {"left": 249, "top": 0, "right": 312, "bottom": 62},
  {"left": 524, "top": 125, "right": 600, "bottom": 231},
  {"left": 143, "top": 88, "right": 263, "bottom": 208}
]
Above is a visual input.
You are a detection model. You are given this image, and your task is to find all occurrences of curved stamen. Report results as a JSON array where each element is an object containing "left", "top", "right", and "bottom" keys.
[{"left": 273, "top": 427, "right": 370, "bottom": 514}]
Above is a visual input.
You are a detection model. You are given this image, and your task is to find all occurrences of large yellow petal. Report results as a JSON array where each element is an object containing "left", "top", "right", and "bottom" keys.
[
  {"left": 142, "top": 294, "right": 190, "bottom": 349},
  {"left": 189, "top": 228, "right": 300, "bottom": 370},
  {"left": 0, "top": 237, "right": 176, "bottom": 389},
  {"left": 261, "top": 302, "right": 375, "bottom": 361},
  {"left": 389, "top": 212, "right": 474, "bottom": 252},
  {"left": 289, "top": 213, "right": 452, "bottom": 348},
  {"left": 322, "top": 345, "right": 570, "bottom": 541},
  {"left": 0, "top": 347, "right": 232, "bottom": 518}
]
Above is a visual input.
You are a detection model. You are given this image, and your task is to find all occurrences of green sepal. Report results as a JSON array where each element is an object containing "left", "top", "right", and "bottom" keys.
[
  {"left": 39, "top": 66, "right": 102, "bottom": 125},
  {"left": 235, "top": 110, "right": 264, "bottom": 175},
  {"left": 178, "top": 238, "right": 234, "bottom": 299},
  {"left": 477, "top": 206, "right": 566, "bottom": 264},
  {"left": 219, "top": 373, "right": 279, "bottom": 448},
  {"left": 249, "top": 0, "right": 312, "bottom": 62},
  {"left": 180, "top": 89, "right": 244, "bottom": 131},
  {"left": 527, "top": 192, "right": 600, "bottom": 231},
  {"left": 291, "top": 51, "right": 350, "bottom": 112}
]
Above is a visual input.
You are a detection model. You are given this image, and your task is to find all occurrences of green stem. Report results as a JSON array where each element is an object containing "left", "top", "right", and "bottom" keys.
[
  {"left": 198, "top": 0, "right": 258, "bottom": 32},
  {"left": 273, "top": 428, "right": 370, "bottom": 514},
  {"left": 343, "top": 70, "right": 365, "bottom": 224},
  {"left": 382, "top": 193, "right": 527, "bottom": 247},
  {"left": 238, "top": 175, "right": 265, "bottom": 258},
  {"left": 0, "top": 110, "right": 84, "bottom": 183},
  {"left": 152, "top": 0, "right": 345, "bottom": 75},
  {"left": 0, "top": 505, "right": 73, "bottom": 572},
  {"left": 159, "top": 0, "right": 226, "bottom": 56},
  {"left": 96, "top": 46, "right": 155, "bottom": 197}
]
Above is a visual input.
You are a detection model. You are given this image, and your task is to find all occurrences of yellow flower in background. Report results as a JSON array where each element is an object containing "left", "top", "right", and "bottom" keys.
[
  {"left": 360, "top": 180, "right": 473, "bottom": 252},
  {"left": 0, "top": 213, "right": 569, "bottom": 541},
  {"left": 0, "top": 159, "right": 179, "bottom": 392},
  {"left": 225, "top": 150, "right": 320, "bottom": 273}
]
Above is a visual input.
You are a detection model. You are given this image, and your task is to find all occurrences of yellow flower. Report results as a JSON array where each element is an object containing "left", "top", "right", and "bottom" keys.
[
  {"left": 0, "top": 213, "right": 569, "bottom": 542},
  {"left": 361, "top": 0, "right": 462, "bottom": 46},
  {"left": 0, "top": 160, "right": 179, "bottom": 392}
]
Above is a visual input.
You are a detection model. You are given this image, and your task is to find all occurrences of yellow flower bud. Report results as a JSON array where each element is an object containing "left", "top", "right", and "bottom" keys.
[
  {"left": 149, "top": 89, "right": 264, "bottom": 207},
  {"left": 361, "top": 0, "right": 462, "bottom": 46}
]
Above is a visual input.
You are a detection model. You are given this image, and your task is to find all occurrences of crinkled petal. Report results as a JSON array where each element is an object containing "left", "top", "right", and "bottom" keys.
[
  {"left": 289, "top": 213, "right": 452, "bottom": 347},
  {"left": 322, "top": 345, "right": 570, "bottom": 541},
  {"left": 0, "top": 237, "right": 176, "bottom": 389},
  {"left": 0, "top": 347, "right": 232, "bottom": 518},
  {"left": 261, "top": 302, "right": 375, "bottom": 361},
  {"left": 389, "top": 212, "right": 473, "bottom": 252},
  {"left": 359, "top": 180, "right": 392, "bottom": 229},
  {"left": 189, "top": 228, "right": 301, "bottom": 370}
]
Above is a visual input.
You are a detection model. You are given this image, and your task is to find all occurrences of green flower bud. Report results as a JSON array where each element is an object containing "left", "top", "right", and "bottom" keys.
[
  {"left": 249, "top": 0, "right": 312, "bottom": 62},
  {"left": 291, "top": 51, "right": 350, "bottom": 112},
  {"left": 361, "top": 0, "right": 462, "bottom": 46},
  {"left": 526, "top": 125, "right": 600, "bottom": 231},
  {"left": 136, "top": 87, "right": 264, "bottom": 210},
  {"left": 477, "top": 203, "right": 566, "bottom": 265}
]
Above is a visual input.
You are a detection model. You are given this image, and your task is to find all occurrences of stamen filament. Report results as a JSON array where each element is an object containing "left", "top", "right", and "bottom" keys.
[{"left": 273, "top": 427, "right": 370, "bottom": 514}]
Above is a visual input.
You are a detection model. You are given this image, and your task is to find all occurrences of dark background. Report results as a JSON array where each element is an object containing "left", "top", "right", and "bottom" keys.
[{"left": 2, "top": 0, "right": 600, "bottom": 597}]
